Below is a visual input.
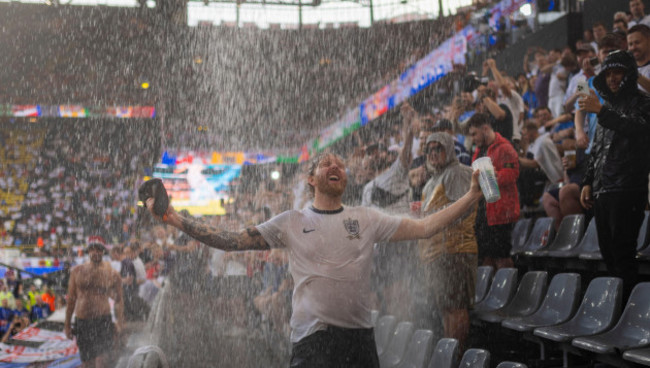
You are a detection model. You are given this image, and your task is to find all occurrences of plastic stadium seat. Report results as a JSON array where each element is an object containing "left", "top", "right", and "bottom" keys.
[
  {"left": 573, "top": 283, "right": 650, "bottom": 354},
  {"left": 549, "top": 217, "right": 597, "bottom": 258},
  {"left": 637, "top": 211, "right": 650, "bottom": 251},
  {"left": 372, "top": 310, "right": 380, "bottom": 326},
  {"left": 510, "top": 218, "right": 533, "bottom": 255},
  {"left": 533, "top": 277, "right": 622, "bottom": 343},
  {"left": 427, "top": 338, "right": 459, "bottom": 368},
  {"left": 375, "top": 315, "right": 397, "bottom": 356},
  {"left": 532, "top": 214, "right": 585, "bottom": 257},
  {"left": 501, "top": 273, "right": 581, "bottom": 332},
  {"left": 496, "top": 362, "right": 528, "bottom": 368},
  {"left": 472, "top": 268, "right": 518, "bottom": 314},
  {"left": 521, "top": 217, "right": 556, "bottom": 255},
  {"left": 637, "top": 244, "right": 650, "bottom": 260},
  {"left": 474, "top": 266, "right": 494, "bottom": 304},
  {"left": 637, "top": 211, "right": 650, "bottom": 259},
  {"left": 476, "top": 271, "right": 547, "bottom": 324},
  {"left": 379, "top": 321, "right": 414, "bottom": 367},
  {"left": 623, "top": 347, "right": 650, "bottom": 366},
  {"left": 578, "top": 218, "right": 603, "bottom": 260},
  {"left": 458, "top": 348, "right": 490, "bottom": 368},
  {"left": 396, "top": 329, "right": 433, "bottom": 368}
]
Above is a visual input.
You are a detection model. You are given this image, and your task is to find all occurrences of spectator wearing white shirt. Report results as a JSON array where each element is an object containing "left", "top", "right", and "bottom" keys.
[
  {"left": 484, "top": 58, "right": 525, "bottom": 148},
  {"left": 629, "top": 0, "right": 650, "bottom": 28},
  {"left": 627, "top": 24, "right": 650, "bottom": 94},
  {"left": 548, "top": 50, "right": 574, "bottom": 117},
  {"left": 592, "top": 22, "right": 608, "bottom": 54},
  {"left": 564, "top": 44, "right": 597, "bottom": 113}
]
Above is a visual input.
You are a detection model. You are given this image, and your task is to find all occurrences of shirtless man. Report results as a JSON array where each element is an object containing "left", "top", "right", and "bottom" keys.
[{"left": 64, "top": 242, "right": 124, "bottom": 368}]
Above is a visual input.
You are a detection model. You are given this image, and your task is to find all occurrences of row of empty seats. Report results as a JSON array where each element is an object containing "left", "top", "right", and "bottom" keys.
[
  {"left": 510, "top": 212, "right": 650, "bottom": 260},
  {"left": 371, "top": 314, "right": 528, "bottom": 368},
  {"left": 473, "top": 267, "right": 650, "bottom": 366}
]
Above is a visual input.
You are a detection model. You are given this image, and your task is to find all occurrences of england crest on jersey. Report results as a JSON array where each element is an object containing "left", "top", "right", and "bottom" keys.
[{"left": 343, "top": 218, "right": 360, "bottom": 240}]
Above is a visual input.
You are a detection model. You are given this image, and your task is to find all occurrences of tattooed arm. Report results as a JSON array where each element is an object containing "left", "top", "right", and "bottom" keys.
[{"left": 145, "top": 198, "right": 270, "bottom": 251}]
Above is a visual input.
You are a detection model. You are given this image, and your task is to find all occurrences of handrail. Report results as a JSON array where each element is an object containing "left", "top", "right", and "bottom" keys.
[{"left": 0, "top": 261, "right": 54, "bottom": 283}]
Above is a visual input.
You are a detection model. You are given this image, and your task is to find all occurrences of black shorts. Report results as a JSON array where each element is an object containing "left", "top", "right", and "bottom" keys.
[
  {"left": 475, "top": 222, "right": 515, "bottom": 259},
  {"left": 74, "top": 315, "right": 115, "bottom": 362},
  {"left": 290, "top": 326, "right": 379, "bottom": 368}
]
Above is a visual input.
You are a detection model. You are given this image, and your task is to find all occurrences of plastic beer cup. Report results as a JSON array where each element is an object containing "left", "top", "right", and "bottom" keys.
[{"left": 471, "top": 157, "right": 501, "bottom": 203}]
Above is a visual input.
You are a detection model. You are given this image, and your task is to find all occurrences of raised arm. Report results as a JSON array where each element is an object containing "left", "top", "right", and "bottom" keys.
[
  {"left": 146, "top": 198, "right": 269, "bottom": 251},
  {"left": 399, "top": 103, "right": 419, "bottom": 170},
  {"left": 390, "top": 170, "right": 483, "bottom": 241}
]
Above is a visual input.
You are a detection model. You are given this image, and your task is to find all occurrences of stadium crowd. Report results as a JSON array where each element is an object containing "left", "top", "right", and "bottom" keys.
[
  {"left": 0, "top": 0, "right": 650, "bottom": 366},
  {"left": 0, "top": 120, "right": 158, "bottom": 252},
  {"left": 152, "top": 4, "right": 650, "bottom": 359}
]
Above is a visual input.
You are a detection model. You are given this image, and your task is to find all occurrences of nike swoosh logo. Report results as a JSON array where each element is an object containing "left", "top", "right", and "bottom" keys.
[{"left": 303, "top": 228, "right": 316, "bottom": 233}]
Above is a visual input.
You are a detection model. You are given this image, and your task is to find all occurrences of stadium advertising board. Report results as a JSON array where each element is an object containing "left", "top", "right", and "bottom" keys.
[
  {"left": 153, "top": 151, "right": 244, "bottom": 216},
  {"left": 0, "top": 104, "right": 156, "bottom": 118}
]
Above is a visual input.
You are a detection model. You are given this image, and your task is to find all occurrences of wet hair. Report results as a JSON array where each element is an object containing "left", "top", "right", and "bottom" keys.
[
  {"left": 599, "top": 32, "right": 625, "bottom": 50},
  {"left": 628, "top": 24, "right": 650, "bottom": 39},
  {"left": 592, "top": 21, "right": 607, "bottom": 30},
  {"left": 534, "top": 106, "right": 552, "bottom": 116},
  {"left": 467, "top": 113, "right": 491, "bottom": 129},
  {"left": 305, "top": 152, "right": 343, "bottom": 196},
  {"left": 614, "top": 18, "right": 628, "bottom": 29},
  {"left": 523, "top": 121, "right": 538, "bottom": 132}
]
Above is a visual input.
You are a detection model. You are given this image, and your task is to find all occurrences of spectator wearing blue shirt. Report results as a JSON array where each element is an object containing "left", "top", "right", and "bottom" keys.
[
  {"left": 12, "top": 299, "right": 29, "bottom": 321},
  {"left": 0, "top": 299, "right": 12, "bottom": 335},
  {"left": 30, "top": 296, "right": 50, "bottom": 322}
]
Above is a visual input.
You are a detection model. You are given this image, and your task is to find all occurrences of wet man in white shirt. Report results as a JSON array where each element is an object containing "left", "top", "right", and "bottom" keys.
[{"left": 143, "top": 152, "right": 483, "bottom": 368}]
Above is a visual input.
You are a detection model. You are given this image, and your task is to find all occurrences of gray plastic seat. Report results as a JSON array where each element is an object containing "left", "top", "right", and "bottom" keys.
[
  {"left": 396, "top": 329, "right": 433, "bottom": 368},
  {"left": 474, "top": 266, "right": 494, "bottom": 304},
  {"left": 496, "top": 362, "right": 528, "bottom": 368},
  {"left": 623, "top": 347, "right": 650, "bottom": 365},
  {"left": 458, "top": 348, "right": 490, "bottom": 368},
  {"left": 533, "top": 277, "right": 622, "bottom": 342},
  {"left": 427, "top": 338, "right": 459, "bottom": 368},
  {"left": 375, "top": 315, "right": 397, "bottom": 356},
  {"left": 533, "top": 214, "right": 585, "bottom": 257},
  {"left": 578, "top": 218, "right": 603, "bottom": 260},
  {"left": 501, "top": 273, "right": 581, "bottom": 332},
  {"left": 549, "top": 217, "right": 597, "bottom": 258},
  {"left": 476, "top": 271, "right": 547, "bottom": 324},
  {"left": 636, "top": 211, "right": 650, "bottom": 258},
  {"left": 573, "top": 282, "right": 650, "bottom": 354},
  {"left": 379, "top": 321, "right": 414, "bottom": 367},
  {"left": 510, "top": 218, "right": 532, "bottom": 255},
  {"left": 473, "top": 268, "right": 518, "bottom": 314},
  {"left": 521, "top": 217, "right": 556, "bottom": 255}
]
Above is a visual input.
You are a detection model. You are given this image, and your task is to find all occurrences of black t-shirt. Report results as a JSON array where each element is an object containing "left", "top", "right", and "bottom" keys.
[
  {"left": 490, "top": 103, "right": 513, "bottom": 142},
  {"left": 120, "top": 259, "right": 137, "bottom": 295}
]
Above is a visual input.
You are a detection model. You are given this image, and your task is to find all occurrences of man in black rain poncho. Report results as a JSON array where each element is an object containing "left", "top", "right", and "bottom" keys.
[{"left": 579, "top": 50, "right": 650, "bottom": 299}]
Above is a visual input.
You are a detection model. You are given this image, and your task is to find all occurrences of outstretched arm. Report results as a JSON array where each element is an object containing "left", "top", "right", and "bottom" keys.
[
  {"left": 146, "top": 198, "right": 269, "bottom": 251},
  {"left": 390, "top": 170, "right": 483, "bottom": 241}
]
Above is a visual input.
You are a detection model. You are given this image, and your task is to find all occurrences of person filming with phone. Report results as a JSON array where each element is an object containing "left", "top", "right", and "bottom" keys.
[{"left": 579, "top": 50, "right": 650, "bottom": 301}]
